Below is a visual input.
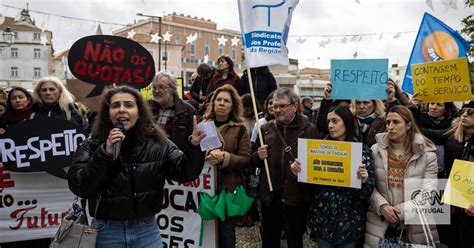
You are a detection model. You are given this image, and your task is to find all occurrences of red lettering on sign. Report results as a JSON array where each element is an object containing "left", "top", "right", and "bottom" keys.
[
  {"left": 9, "top": 206, "right": 69, "bottom": 230},
  {"left": 0, "top": 164, "right": 15, "bottom": 191},
  {"left": 203, "top": 174, "right": 211, "bottom": 190},
  {"left": 83, "top": 41, "right": 100, "bottom": 62}
]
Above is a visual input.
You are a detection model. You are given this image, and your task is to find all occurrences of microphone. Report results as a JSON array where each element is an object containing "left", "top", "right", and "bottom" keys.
[{"left": 114, "top": 122, "right": 124, "bottom": 160}]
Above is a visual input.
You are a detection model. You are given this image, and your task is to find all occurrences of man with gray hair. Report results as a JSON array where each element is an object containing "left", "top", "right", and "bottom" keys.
[
  {"left": 149, "top": 71, "right": 197, "bottom": 150},
  {"left": 253, "top": 87, "right": 320, "bottom": 248}
]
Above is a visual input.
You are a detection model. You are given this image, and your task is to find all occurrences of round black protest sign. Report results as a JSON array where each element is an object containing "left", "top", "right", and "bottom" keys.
[
  {"left": 68, "top": 35, "right": 156, "bottom": 97},
  {"left": 0, "top": 118, "right": 88, "bottom": 179}
]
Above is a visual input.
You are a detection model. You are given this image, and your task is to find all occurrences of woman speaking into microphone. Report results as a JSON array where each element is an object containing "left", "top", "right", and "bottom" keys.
[{"left": 68, "top": 86, "right": 205, "bottom": 248}]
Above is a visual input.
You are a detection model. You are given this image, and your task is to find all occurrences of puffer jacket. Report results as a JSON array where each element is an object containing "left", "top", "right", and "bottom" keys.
[
  {"left": 68, "top": 134, "right": 205, "bottom": 220},
  {"left": 253, "top": 114, "right": 320, "bottom": 207},
  {"left": 30, "top": 102, "right": 83, "bottom": 126},
  {"left": 364, "top": 133, "right": 440, "bottom": 247}
]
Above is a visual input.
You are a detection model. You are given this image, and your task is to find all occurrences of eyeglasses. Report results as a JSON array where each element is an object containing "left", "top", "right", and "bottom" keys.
[
  {"left": 152, "top": 84, "right": 170, "bottom": 91},
  {"left": 459, "top": 108, "right": 474, "bottom": 116},
  {"left": 273, "top": 103, "right": 293, "bottom": 110}
]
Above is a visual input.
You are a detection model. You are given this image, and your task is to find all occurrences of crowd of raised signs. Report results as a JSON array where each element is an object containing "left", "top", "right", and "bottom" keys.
[{"left": 0, "top": 54, "right": 473, "bottom": 248}]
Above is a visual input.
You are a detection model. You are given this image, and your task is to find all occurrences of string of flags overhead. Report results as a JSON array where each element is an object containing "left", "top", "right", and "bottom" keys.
[{"left": 0, "top": 2, "right": 465, "bottom": 52}]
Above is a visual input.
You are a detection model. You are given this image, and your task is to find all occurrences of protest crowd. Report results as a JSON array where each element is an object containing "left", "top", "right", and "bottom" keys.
[{"left": 0, "top": 3, "right": 473, "bottom": 248}]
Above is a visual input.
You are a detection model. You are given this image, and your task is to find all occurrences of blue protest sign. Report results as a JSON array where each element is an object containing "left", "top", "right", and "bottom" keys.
[{"left": 330, "top": 59, "right": 388, "bottom": 100}]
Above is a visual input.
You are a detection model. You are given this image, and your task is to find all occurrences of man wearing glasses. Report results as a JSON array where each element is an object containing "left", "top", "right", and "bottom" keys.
[
  {"left": 253, "top": 87, "right": 320, "bottom": 248},
  {"left": 149, "top": 71, "right": 197, "bottom": 150}
]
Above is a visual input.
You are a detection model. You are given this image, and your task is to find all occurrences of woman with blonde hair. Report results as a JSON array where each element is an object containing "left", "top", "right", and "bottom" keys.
[
  {"left": 317, "top": 82, "right": 386, "bottom": 147},
  {"left": 31, "top": 76, "right": 83, "bottom": 125},
  {"left": 365, "top": 105, "right": 439, "bottom": 247},
  {"left": 422, "top": 101, "right": 474, "bottom": 247},
  {"left": 202, "top": 84, "right": 251, "bottom": 248}
]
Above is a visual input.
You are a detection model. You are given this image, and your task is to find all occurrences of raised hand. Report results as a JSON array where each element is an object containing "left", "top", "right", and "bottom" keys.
[
  {"left": 190, "top": 115, "right": 206, "bottom": 146},
  {"left": 324, "top": 82, "right": 332, "bottom": 100}
]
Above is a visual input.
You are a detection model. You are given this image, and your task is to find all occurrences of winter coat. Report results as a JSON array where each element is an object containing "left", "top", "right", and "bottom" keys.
[
  {"left": 308, "top": 141, "right": 375, "bottom": 245},
  {"left": 237, "top": 66, "right": 277, "bottom": 106},
  {"left": 364, "top": 133, "right": 440, "bottom": 247},
  {"left": 190, "top": 75, "right": 211, "bottom": 101},
  {"left": 252, "top": 114, "right": 320, "bottom": 207},
  {"left": 211, "top": 121, "right": 251, "bottom": 226},
  {"left": 410, "top": 107, "right": 456, "bottom": 130},
  {"left": 357, "top": 117, "right": 385, "bottom": 148},
  {"left": 205, "top": 70, "right": 240, "bottom": 95},
  {"left": 214, "top": 122, "right": 251, "bottom": 192},
  {"left": 68, "top": 132, "right": 205, "bottom": 220},
  {"left": 149, "top": 97, "right": 197, "bottom": 151},
  {"left": 30, "top": 102, "right": 83, "bottom": 126},
  {"left": 423, "top": 129, "right": 474, "bottom": 178}
]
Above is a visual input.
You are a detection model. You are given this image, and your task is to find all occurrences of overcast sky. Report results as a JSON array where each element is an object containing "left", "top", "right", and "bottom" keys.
[{"left": 1, "top": 0, "right": 471, "bottom": 69}]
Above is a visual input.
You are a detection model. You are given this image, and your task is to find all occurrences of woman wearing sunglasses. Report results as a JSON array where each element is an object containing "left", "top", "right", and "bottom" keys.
[{"left": 423, "top": 101, "right": 474, "bottom": 247}]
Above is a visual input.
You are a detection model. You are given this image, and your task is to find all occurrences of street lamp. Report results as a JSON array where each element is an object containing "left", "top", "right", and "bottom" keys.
[
  {"left": 1, "top": 27, "right": 14, "bottom": 49},
  {"left": 137, "top": 13, "right": 162, "bottom": 72}
]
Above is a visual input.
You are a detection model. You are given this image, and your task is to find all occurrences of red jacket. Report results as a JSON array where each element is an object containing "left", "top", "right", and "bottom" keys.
[{"left": 205, "top": 70, "right": 240, "bottom": 95}]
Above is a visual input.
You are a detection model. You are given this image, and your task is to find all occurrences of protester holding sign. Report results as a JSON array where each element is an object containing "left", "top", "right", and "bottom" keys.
[
  {"left": 365, "top": 105, "right": 440, "bottom": 247},
  {"left": 201, "top": 84, "right": 251, "bottom": 248},
  {"left": 317, "top": 82, "right": 386, "bottom": 147},
  {"left": 291, "top": 105, "right": 375, "bottom": 248},
  {"left": 254, "top": 87, "right": 320, "bottom": 248},
  {"left": 68, "top": 86, "right": 205, "bottom": 248},
  {"left": 206, "top": 55, "right": 240, "bottom": 95},
  {"left": 422, "top": 101, "right": 474, "bottom": 247},
  {"left": 0, "top": 87, "right": 33, "bottom": 134},
  {"left": 30, "top": 76, "right": 83, "bottom": 125}
]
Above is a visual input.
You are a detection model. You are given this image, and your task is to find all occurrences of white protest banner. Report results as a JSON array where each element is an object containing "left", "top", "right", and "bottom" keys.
[
  {"left": 238, "top": 0, "right": 299, "bottom": 68},
  {"left": 158, "top": 163, "right": 216, "bottom": 248},
  {"left": 297, "top": 139, "right": 362, "bottom": 189},
  {"left": 0, "top": 171, "right": 75, "bottom": 242},
  {"left": 0, "top": 118, "right": 87, "bottom": 242}
]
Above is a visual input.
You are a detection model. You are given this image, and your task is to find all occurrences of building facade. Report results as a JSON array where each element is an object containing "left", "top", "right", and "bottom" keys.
[
  {"left": 113, "top": 12, "right": 244, "bottom": 88},
  {"left": 292, "top": 67, "right": 330, "bottom": 108},
  {"left": 389, "top": 64, "right": 407, "bottom": 87},
  {"left": 0, "top": 9, "right": 53, "bottom": 90}
]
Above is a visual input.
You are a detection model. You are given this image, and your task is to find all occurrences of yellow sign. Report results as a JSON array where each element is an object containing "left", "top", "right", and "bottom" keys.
[
  {"left": 177, "top": 78, "right": 183, "bottom": 100},
  {"left": 442, "top": 159, "right": 474, "bottom": 208},
  {"left": 140, "top": 77, "right": 184, "bottom": 100},
  {"left": 411, "top": 57, "right": 472, "bottom": 103},
  {"left": 140, "top": 83, "right": 153, "bottom": 101},
  {"left": 297, "top": 139, "right": 362, "bottom": 188}
]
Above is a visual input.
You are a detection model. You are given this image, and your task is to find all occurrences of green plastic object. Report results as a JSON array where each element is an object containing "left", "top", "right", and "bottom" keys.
[{"left": 197, "top": 185, "right": 254, "bottom": 221}]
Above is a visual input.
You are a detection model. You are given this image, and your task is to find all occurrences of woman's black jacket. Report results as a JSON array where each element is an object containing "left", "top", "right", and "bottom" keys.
[{"left": 68, "top": 136, "right": 205, "bottom": 220}]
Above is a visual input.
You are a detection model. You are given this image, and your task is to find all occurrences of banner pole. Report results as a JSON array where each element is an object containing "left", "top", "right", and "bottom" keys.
[{"left": 247, "top": 67, "right": 273, "bottom": 192}]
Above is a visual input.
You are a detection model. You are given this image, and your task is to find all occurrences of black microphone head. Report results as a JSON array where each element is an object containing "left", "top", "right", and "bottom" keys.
[{"left": 115, "top": 121, "right": 124, "bottom": 132}]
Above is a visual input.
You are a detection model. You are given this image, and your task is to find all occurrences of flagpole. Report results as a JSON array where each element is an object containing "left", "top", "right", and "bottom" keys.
[{"left": 247, "top": 67, "right": 273, "bottom": 192}]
